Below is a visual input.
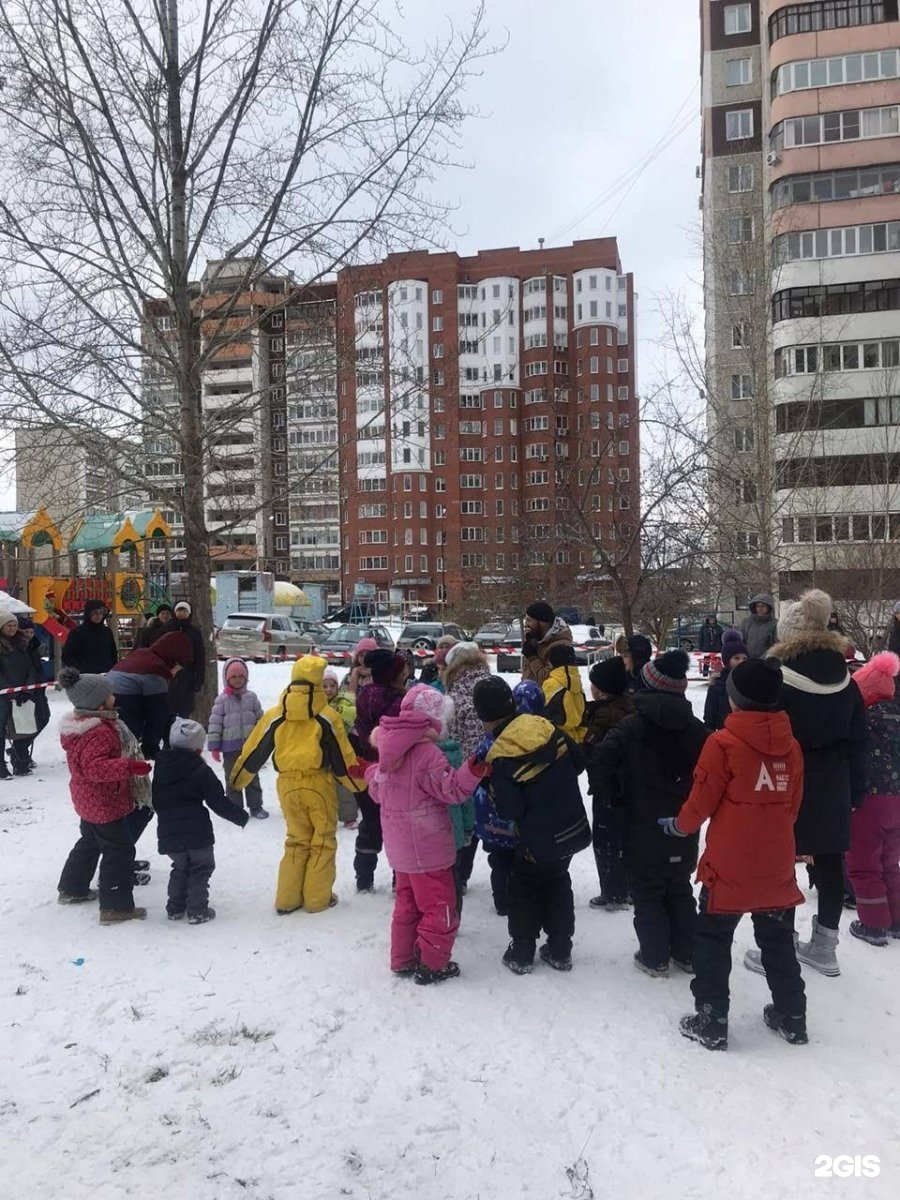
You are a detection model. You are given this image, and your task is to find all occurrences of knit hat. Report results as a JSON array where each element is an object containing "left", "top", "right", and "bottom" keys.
[
  {"left": 353, "top": 637, "right": 380, "bottom": 663},
  {"left": 721, "top": 629, "right": 749, "bottom": 668},
  {"left": 364, "top": 648, "right": 407, "bottom": 685},
  {"left": 322, "top": 666, "right": 340, "bottom": 685},
  {"left": 627, "top": 634, "right": 653, "bottom": 673},
  {"left": 547, "top": 643, "right": 577, "bottom": 668},
  {"left": 513, "top": 680, "right": 545, "bottom": 715},
  {"left": 434, "top": 647, "right": 451, "bottom": 667},
  {"left": 151, "top": 631, "right": 194, "bottom": 667},
  {"left": 401, "top": 683, "right": 454, "bottom": 734},
  {"left": 777, "top": 589, "right": 831, "bottom": 642},
  {"left": 727, "top": 657, "right": 782, "bottom": 712},
  {"left": 83, "top": 598, "right": 108, "bottom": 618},
  {"left": 224, "top": 657, "right": 248, "bottom": 685},
  {"left": 169, "top": 718, "right": 207, "bottom": 753},
  {"left": 444, "top": 641, "right": 484, "bottom": 672},
  {"left": 589, "top": 656, "right": 629, "bottom": 696},
  {"left": 641, "top": 649, "right": 689, "bottom": 694},
  {"left": 57, "top": 666, "right": 113, "bottom": 711},
  {"left": 472, "top": 676, "right": 517, "bottom": 723},
  {"left": 173, "top": 600, "right": 192, "bottom": 617},
  {"left": 525, "top": 601, "right": 555, "bottom": 624},
  {"left": 853, "top": 651, "right": 900, "bottom": 709},
  {"left": 155, "top": 602, "right": 174, "bottom": 616},
  {"left": 0, "top": 609, "right": 18, "bottom": 630}
]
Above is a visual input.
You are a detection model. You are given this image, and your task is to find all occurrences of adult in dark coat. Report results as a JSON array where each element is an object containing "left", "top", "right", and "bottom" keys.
[
  {"left": 0, "top": 611, "right": 50, "bottom": 776},
  {"left": 746, "top": 590, "right": 866, "bottom": 979},
  {"left": 591, "top": 650, "right": 709, "bottom": 974},
  {"left": 584, "top": 655, "right": 634, "bottom": 910},
  {"left": 61, "top": 598, "right": 118, "bottom": 675},
  {"left": 134, "top": 602, "right": 175, "bottom": 649},
  {"left": 698, "top": 616, "right": 724, "bottom": 653},
  {"left": 885, "top": 601, "right": 900, "bottom": 656},
  {"left": 168, "top": 602, "right": 207, "bottom": 718},
  {"left": 741, "top": 592, "right": 778, "bottom": 658}
]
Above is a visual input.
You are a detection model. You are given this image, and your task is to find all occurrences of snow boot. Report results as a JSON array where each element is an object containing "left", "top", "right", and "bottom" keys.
[
  {"left": 633, "top": 951, "right": 669, "bottom": 978},
  {"left": 0, "top": 754, "right": 10, "bottom": 781},
  {"left": 745, "top": 928, "right": 800, "bottom": 976},
  {"left": 167, "top": 911, "right": 186, "bottom": 921},
  {"left": 796, "top": 916, "right": 841, "bottom": 976},
  {"left": 133, "top": 870, "right": 151, "bottom": 887},
  {"left": 680, "top": 1006, "right": 728, "bottom": 1051},
  {"left": 276, "top": 905, "right": 302, "bottom": 915},
  {"left": 889, "top": 924, "right": 900, "bottom": 939},
  {"left": 100, "top": 907, "right": 147, "bottom": 924},
  {"left": 414, "top": 960, "right": 460, "bottom": 986},
  {"left": 539, "top": 943, "right": 573, "bottom": 972},
  {"left": 188, "top": 908, "right": 216, "bottom": 925},
  {"left": 392, "top": 963, "right": 417, "bottom": 978},
  {"left": 849, "top": 919, "right": 889, "bottom": 947},
  {"left": 250, "top": 807, "right": 269, "bottom": 820},
  {"left": 502, "top": 943, "right": 534, "bottom": 975},
  {"left": 671, "top": 957, "right": 695, "bottom": 975},
  {"left": 134, "top": 860, "right": 150, "bottom": 872},
  {"left": 590, "top": 894, "right": 627, "bottom": 911},
  {"left": 763, "top": 1004, "right": 808, "bottom": 1045},
  {"left": 58, "top": 889, "right": 98, "bottom": 904}
]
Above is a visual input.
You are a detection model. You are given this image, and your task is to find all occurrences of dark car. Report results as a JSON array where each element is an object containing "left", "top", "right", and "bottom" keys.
[
  {"left": 474, "top": 620, "right": 516, "bottom": 651},
  {"left": 396, "top": 622, "right": 468, "bottom": 652},
  {"left": 314, "top": 624, "right": 394, "bottom": 667}
]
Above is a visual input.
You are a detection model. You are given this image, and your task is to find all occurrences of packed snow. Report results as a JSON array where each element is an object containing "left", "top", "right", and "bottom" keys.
[{"left": 2, "top": 662, "right": 898, "bottom": 1199}]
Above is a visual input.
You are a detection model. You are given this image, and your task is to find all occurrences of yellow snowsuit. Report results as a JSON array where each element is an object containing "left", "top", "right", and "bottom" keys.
[
  {"left": 542, "top": 665, "right": 586, "bottom": 744},
  {"left": 231, "top": 656, "right": 360, "bottom": 913}
]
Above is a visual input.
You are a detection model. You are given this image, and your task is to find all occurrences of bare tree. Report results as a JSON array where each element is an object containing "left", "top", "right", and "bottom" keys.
[{"left": 0, "top": 0, "right": 490, "bottom": 717}]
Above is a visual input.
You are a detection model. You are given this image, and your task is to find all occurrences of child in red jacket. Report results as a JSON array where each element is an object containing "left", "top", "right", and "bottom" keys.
[
  {"left": 660, "top": 658, "right": 807, "bottom": 1051},
  {"left": 56, "top": 668, "right": 153, "bottom": 924}
]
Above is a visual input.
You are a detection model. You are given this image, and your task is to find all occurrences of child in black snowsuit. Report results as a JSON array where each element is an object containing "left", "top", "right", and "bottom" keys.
[
  {"left": 584, "top": 655, "right": 634, "bottom": 911},
  {"left": 590, "top": 650, "right": 708, "bottom": 976},
  {"left": 473, "top": 676, "right": 591, "bottom": 974},
  {"left": 153, "top": 719, "right": 248, "bottom": 924}
]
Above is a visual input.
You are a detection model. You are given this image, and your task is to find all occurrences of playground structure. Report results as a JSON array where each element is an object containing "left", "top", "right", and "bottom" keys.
[{"left": 0, "top": 507, "right": 174, "bottom": 651}]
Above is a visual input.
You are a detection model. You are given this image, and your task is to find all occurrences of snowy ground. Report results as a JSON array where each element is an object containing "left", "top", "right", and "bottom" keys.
[{"left": 3, "top": 663, "right": 899, "bottom": 1199}]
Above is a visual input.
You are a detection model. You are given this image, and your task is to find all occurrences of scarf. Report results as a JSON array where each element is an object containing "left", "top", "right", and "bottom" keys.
[{"left": 76, "top": 707, "right": 152, "bottom": 809}]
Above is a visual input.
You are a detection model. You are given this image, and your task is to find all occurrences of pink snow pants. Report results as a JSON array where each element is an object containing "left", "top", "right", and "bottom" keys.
[
  {"left": 846, "top": 795, "right": 900, "bottom": 930},
  {"left": 391, "top": 868, "right": 459, "bottom": 971}
]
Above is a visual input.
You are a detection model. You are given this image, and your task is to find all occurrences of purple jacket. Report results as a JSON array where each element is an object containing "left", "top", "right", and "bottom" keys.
[
  {"left": 207, "top": 687, "right": 264, "bottom": 753},
  {"left": 352, "top": 683, "right": 404, "bottom": 762},
  {"left": 365, "top": 711, "right": 482, "bottom": 873}
]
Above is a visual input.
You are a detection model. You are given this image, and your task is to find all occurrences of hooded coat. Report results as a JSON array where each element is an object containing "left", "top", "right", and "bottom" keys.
[
  {"left": 520, "top": 617, "right": 573, "bottom": 686},
  {"left": 364, "top": 711, "right": 482, "bottom": 873},
  {"left": 485, "top": 715, "right": 591, "bottom": 864},
  {"left": 352, "top": 683, "right": 405, "bottom": 761},
  {"left": 446, "top": 659, "right": 492, "bottom": 758},
  {"left": 169, "top": 616, "right": 207, "bottom": 717},
  {"left": 207, "top": 665, "right": 264, "bottom": 754},
  {"left": 542, "top": 664, "right": 586, "bottom": 743},
  {"left": 58, "top": 711, "right": 147, "bottom": 825},
  {"left": 61, "top": 600, "right": 118, "bottom": 675},
  {"left": 675, "top": 709, "right": 805, "bottom": 914},
  {"left": 152, "top": 747, "right": 248, "bottom": 854},
  {"left": 769, "top": 629, "right": 867, "bottom": 854},
  {"left": 230, "top": 657, "right": 360, "bottom": 792},
  {"left": 590, "top": 690, "right": 709, "bottom": 866},
  {"left": 698, "top": 620, "right": 724, "bottom": 653},
  {"left": 741, "top": 593, "right": 779, "bottom": 659}
]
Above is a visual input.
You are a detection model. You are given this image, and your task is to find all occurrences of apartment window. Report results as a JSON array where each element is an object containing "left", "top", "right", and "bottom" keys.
[
  {"left": 732, "top": 322, "right": 750, "bottom": 349},
  {"left": 775, "top": 49, "right": 900, "bottom": 98},
  {"left": 728, "top": 214, "right": 754, "bottom": 243},
  {"left": 726, "top": 109, "right": 754, "bottom": 141},
  {"left": 772, "top": 106, "right": 900, "bottom": 152},
  {"left": 769, "top": 3, "right": 899, "bottom": 46},
  {"left": 432, "top": 289, "right": 443, "bottom": 304},
  {"left": 432, "top": 370, "right": 444, "bottom": 386},
  {"left": 590, "top": 384, "right": 600, "bottom": 402},
  {"left": 724, "top": 4, "right": 751, "bottom": 35},
  {"left": 772, "top": 278, "right": 900, "bottom": 324},
  {"left": 269, "top": 336, "right": 284, "bottom": 352},
  {"left": 726, "top": 270, "right": 753, "bottom": 296},
  {"left": 734, "top": 426, "right": 754, "bottom": 452},
  {"left": 775, "top": 338, "right": 900, "bottom": 376},
  {"left": 727, "top": 58, "right": 753, "bottom": 87},
  {"left": 728, "top": 164, "right": 754, "bottom": 192},
  {"left": 735, "top": 531, "right": 760, "bottom": 557},
  {"left": 772, "top": 163, "right": 900, "bottom": 210},
  {"left": 732, "top": 373, "right": 753, "bottom": 400},
  {"left": 617, "top": 358, "right": 629, "bottom": 373},
  {"left": 274, "top": 512, "right": 287, "bottom": 527},
  {"left": 775, "top": 221, "right": 900, "bottom": 264}
]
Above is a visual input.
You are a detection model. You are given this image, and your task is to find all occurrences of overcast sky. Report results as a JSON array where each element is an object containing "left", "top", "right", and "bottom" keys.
[{"left": 0, "top": 0, "right": 701, "bottom": 512}]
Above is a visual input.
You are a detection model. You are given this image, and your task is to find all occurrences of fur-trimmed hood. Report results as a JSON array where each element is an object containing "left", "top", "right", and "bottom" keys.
[
  {"left": 770, "top": 629, "right": 851, "bottom": 663},
  {"left": 59, "top": 711, "right": 116, "bottom": 738},
  {"left": 770, "top": 629, "right": 851, "bottom": 695}
]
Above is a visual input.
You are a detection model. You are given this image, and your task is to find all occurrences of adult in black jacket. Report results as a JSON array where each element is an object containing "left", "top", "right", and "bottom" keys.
[
  {"left": 591, "top": 650, "right": 709, "bottom": 975},
  {"left": 744, "top": 589, "right": 867, "bottom": 980},
  {"left": 698, "top": 616, "right": 724, "bottom": 654},
  {"left": 61, "top": 599, "right": 118, "bottom": 675},
  {"left": 0, "top": 611, "right": 50, "bottom": 776},
  {"left": 168, "top": 602, "right": 207, "bottom": 718},
  {"left": 474, "top": 676, "right": 591, "bottom": 973},
  {"left": 134, "top": 603, "right": 176, "bottom": 649},
  {"left": 152, "top": 719, "right": 248, "bottom": 921},
  {"left": 584, "top": 655, "right": 634, "bottom": 910}
]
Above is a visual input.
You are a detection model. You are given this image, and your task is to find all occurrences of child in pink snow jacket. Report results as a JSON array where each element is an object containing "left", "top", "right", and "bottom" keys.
[
  {"left": 208, "top": 658, "right": 267, "bottom": 818},
  {"left": 365, "top": 684, "right": 488, "bottom": 985}
]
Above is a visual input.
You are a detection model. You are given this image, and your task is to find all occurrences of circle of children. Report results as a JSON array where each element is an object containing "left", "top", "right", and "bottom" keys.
[{"left": 41, "top": 588, "right": 900, "bottom": 1052}]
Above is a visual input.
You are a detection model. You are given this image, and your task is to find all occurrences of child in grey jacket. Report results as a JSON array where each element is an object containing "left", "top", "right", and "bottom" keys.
[{"left": 208, "top": 659, "right": 268, "bottom": 819}]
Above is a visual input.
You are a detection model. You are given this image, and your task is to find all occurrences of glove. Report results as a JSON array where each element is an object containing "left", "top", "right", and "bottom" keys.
[
  {"left": 657, "top": 816, "right": 687, "bottom": 838},
  {"left": 521, "top": 641, "right": 538, "bottom": 660},
  {"left": 466, "top": 756, "right": 491, "bottom": 779},
  {"left": 210, "top": 749, "right": 222, "bottom": 763},
  {"left": 130, "top": 761, "right": 152, "bottom": 777}
]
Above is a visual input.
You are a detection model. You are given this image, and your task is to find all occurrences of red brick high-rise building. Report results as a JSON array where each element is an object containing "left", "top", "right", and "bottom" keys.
[{"left": 336, "top": 239, "right": 639, "bottom": 612}]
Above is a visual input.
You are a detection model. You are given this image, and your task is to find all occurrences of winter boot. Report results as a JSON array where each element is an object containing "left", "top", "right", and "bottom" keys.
[
  {"left": 392, "top": 962, "right": 417, "bottom": 978},
  {"left": 134, "top": 860, "right": 150, "bottom": 872},
  {"left": 0, "top": 753, "right": 10, "bottom": 781},
  {"left": 99, "top": 907, "right": 147, "bottom": 924},
  {"left": 414, "top": 960, "right": 460, "bottom": 986},
  {"left": 250, "top": 807, "right": 270, "bottom": 820},
  {"left": 167, "top": 911, "right": 186, "bottom": 921},
  {"left": 680, "top": 1005, "right": 728, "bottom": 1051},
  {"left": 539, "top": 943, "right": 573, "bottom": 972},
  {"left": 849, "top": 919, "right": 889, "bottom": 947},
  {"left": 590, "top": 894, "right": 627, "bottom": 911},
  {"left": 796, "top": 916, "right": 841, "bottom": 977},
  {"left": 58, "top": 889, "right": 98, "bottom": 904},
  {"left": 889, "top": 924, "right": 900, "bottom": 940},
  {"left": 745, "top": 927, "right": 800, "bottom": 976},
  {"left": 502, "top": 943, "right": 534, "bottom": 975},
  {"left": 763, "top": 1004, "right": 808, "bottom": 1045},
  {"left": 671, "top": 957, "right": 695, "bottom": 975},
  {"left": 133, "top": 870, "right": 151, "bottom": 887},
  {"left": 633, "top": 951, "right": 669, "bottom": 978},
  {"left": 187, "top": 908, "right": 216, "bottom": 925}
]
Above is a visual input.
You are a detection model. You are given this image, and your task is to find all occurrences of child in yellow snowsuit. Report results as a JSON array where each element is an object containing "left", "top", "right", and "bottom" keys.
[
  {"left": 542, "top": 644, "right": 586, "bottom": 744},
  {"left": 231, "top": 656, "right": 361, "bottom": 914}
]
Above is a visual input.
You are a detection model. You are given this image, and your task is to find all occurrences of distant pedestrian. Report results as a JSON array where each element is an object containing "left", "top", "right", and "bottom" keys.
[{"left": 741, "top": 593, "right": 778, "bottom": 659}]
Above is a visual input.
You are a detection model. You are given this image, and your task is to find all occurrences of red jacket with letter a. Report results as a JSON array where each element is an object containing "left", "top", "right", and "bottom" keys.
[{"left": 676, "top": 709, "right": 805, "bottom": 914}]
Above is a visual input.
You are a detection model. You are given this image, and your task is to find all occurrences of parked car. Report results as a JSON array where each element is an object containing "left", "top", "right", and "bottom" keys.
[
  {"left": 326, "top": 602, "right": 393, "bottom": 624},
  {"left": 495, "top": 625, "right": 612, "bottom": 672},
  {"left": 216, "top": 613, "right": 317, "bottom": 662},
  {"left": 314, "top": 623, "right": 395, "bottom": 667},
  {"left": 474, "top": 620, "right": 516, "bottom": 651},
  {"left": 496, "top": 630, "right": 524, "bottom": 673},
  {"left": 396, "top": 622, "right": 468, "bottom": 652}
]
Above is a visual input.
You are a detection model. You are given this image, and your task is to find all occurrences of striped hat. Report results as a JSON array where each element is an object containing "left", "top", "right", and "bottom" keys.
[{"left": 641, "top": 650, "right": 690, "bottom": 695}]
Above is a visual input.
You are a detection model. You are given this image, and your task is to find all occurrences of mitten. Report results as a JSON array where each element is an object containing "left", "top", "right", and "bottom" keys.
[
  {"left": 657, "top": 816, "right": 687, "bottom": 838},
  {"left": 210, "top": 749, "right": 222, "bottom": 763},
  {"left": 466, "top": 757, "right": 491, "bottom": 779},
  {"left": 130, "top": 760, "right": 152, "bottom": 776},
  {"left": 521, "top": 641, "right": 538, "bottom": 660}
]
